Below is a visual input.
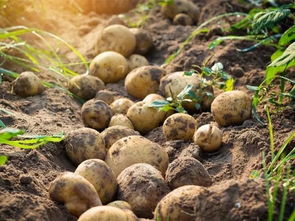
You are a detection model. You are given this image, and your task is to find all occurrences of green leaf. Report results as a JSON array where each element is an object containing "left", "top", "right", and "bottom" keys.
[
  {"left": 148, "top": 100, "right": 170, "bottom": 108},
  {"left": 279, "top": 25, "right": 295, "bottom": 46},
  {"left": 177, "top": 85, "right": 193, "bottom": 100},
  {"left": 246, "top": 85, "right": 259, "bottom": 91},
  {"left": 183, "top": 70, "right": 196, "bottom": 76},
  {"left": 225, "top": 78, "right": 235, "bottom": 91},
  {"left": 0, "top": 120, "right": 6, "bottom": 128},
  {"left": 0, "top": 155, "right": 8, "bottom": 165},
  {"left": 0, "top": 127, "right": 25, "bottom": 140}
]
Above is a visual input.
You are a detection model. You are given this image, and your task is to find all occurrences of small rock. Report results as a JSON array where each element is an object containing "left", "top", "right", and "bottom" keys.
[{"left": 20, "top": 175, "right": 33, "bottom": 185}]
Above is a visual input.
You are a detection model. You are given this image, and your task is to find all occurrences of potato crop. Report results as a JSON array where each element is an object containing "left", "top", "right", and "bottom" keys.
[
  {"left": 110, "top": 98, "right": 134, "bottom": 115},
  {"left": 95, "top": 89, "right": 118, "bottom": 104},
  {"left": 109, "top": 114, "right": 134, "bottom": 129},
  {"left": 128, "top": 54, "right": 149, "bottom": 71},
  {"left": 107, "top": 200, "right": 132, "bottom": 210},
  {"left": 129, "top": 28, "right": 153, "bottom": 55}
]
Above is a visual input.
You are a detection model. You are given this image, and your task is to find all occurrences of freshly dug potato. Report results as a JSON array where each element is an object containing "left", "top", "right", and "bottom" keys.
[
  {"left": 143, "top": 94, "right": 174, "bottom": 119},
  {"left": 163, "top": 113, "right": 197, "bottom": 141},
  {"left": 49, "top": 172, "right": 102, "bottom": 217},
  {"left": 12, "top": 71, "right": 45, "bottom": 97},
  {"left": 154, "top": 185, "right": 206, "bottom": 221},
  {"left": 211, "top": 90, "right": 252, "bottom": 126},
  {"left": 128, "top": 54, "right": 149, "bottom": 71},
  {"left": 89, "top": 51, "right": 128, "bottom": 83},
  {"left": 160, "top": 72, "right": 214, "bottom": 111},
  {"left": 68, "top": 74, "right": 105, "bottom": 100},
  {"left": 125, "top": 66, "right": 166, "bottom": 99},
  {"left": 130, "top": 28, "right": 153, "bottom": 55},
  {"left": 75, "top": 159, "right": 117, "bottom": 204},
  {"left": 107, "top": 200, "right": 132, "bottom": 210},
  {"left": 165, "top": 157, "right": 212, "bottom": 189},
  {"left": 117, "top": 163, "right": 170, "bottom": 218},
  {"left": 109, "top": 114, "right": 134, "bottom": 129},
  {"left": 96, "top": 25, "right": 136, "bottom": 57},
  {"left": 64, "top": 127, "right": 106, "bottom": 164},
  {"left": 81, "top": 99, "right": 113, "bottom": 130},
  {"left": 105, "top": 135, "right": 169, "bottom": 177},
  {"left": 127, "top": 101, "right": 165, "bottom": 134},
  {"left": 100, "top": 125, "right": 140, "bottom": 149},
  {"left": 173, "top": 13, "right": 193, "bottom": 26},
  {"left": 110, "top": 98, "right": 134, "bottom": 115},
  {"left": 193, "top": 123, "right": 222, "bottom": 151},
  {"left": 95, "top": 89, "right": 118, "bottom": 104}
]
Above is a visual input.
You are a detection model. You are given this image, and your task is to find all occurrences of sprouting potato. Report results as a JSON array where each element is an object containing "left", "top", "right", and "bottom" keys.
[
  {"left": 110, "top": 98, "right": 134, "bottom": 115},
  {"left": 173, "top": 13, "right": 193, "bottom": 26},
  {"left": 107, "top": 200, "right": 132, "bottom": 210},
  {"left": 109, "top": 114, "right": 134, "bottom": 129},
  {"left": 128, "top": 54, "right": 149, "bottom": 71},
  {"left": 89, "top": 51, "right": 128, "bottom": 83},
  {"left": 129, "top": 28, "right": 153, "bottom": 55},
  {"left": 95, "top": 89, "right": 118, "bottom": 105}
]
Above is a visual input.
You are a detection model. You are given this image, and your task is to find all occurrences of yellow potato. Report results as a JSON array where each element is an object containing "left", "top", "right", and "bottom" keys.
[
  {"left": 130, "top": 28, "right": 153, "bottom": 55},
  {"left": 173, "top": 13, "right": 193, "bottom": 26},
  {"left": 107, "top": 200, "right": 132, "bottom": 210},
  {"left": 128, "top": 54, "right": 149, "bottom": 71},
  {"left": 109, "top": 114, "right": 134, "bottom": 129},
  {"left": 95, "top": 89, "right": 118, "bottom": 105},
  {"left": 110, "top": 98, "right": 135, "bottom": 115}
]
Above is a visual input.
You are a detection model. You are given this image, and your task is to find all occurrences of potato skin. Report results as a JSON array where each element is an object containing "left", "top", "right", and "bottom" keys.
[
  {"left": 193, "top": 124, "right": 222, "bottom": 151},
  {"left": 128, "top": 54, "right": 149, "bottom": 71},
  {"left": 81, "top": 99, "right": 113, "bottom": 130},
  {"left": 89, "top": 51, "right": 128, "bottom": 83},
  {"left": 109, "top": 114, "right": 134, "bottom": 129},
  {"left": 173, "top": 13, "right": 193, "bottom": 26},
  {"left": 96, "top": 25, "right": 136, "bottom": 57},
  {"left": 105, "top": 135, "right": 169, "bottom": 177},
  {"left": 130, "top": 28, "right": 153, "bottom": 55},
  {"left": 64, "top": 127, "right": 106, "bottom": 164},
  {"left": 95, "top": 89, "right": 118, "bottom": 105},
  {"left": 125, "top": 66, "right": 166, "bottom": 99},
  {"left": 211, "top": 90, "right": 252, "bottom": 126},
  {"left": 68, "top": 74, "right": 105, "bottom": 100},
  {"left": 110, "top": 98, "right": 134, "bottom": 115},
  {"left": 49, "top": 172, "right": 102, "bottom": 217},
  {"left": 107, "top": 200, "right": 132, "bottom": 210},
  {"left": 117, "top": 163, "right": 170, "bottom": 218}
]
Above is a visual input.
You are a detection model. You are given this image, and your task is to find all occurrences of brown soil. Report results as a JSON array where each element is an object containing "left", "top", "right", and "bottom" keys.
[{"left": 1, "top": 0, "right": 294, "bottom": 220}]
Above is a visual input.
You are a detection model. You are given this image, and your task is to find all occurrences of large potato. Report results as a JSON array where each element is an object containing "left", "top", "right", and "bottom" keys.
[
  {"left": 81, "top": 99, "right": 113, "bottom": 130},
  {"left": 211, "top": 90, "right": 252, "bottom": 126},
  {"left": 95, "top": 89, "right": 118, "bottom": 104},
  {"left": 105, "top": 135, "right": 169, "bottom": 177},
  {"left": 75, "top": 159, "right": 117, "bottom": 204},
  {"left": 110, "top": 98, "right": 134, "bottom": 115},
  {"left": 109, "top": 114, "right": 134, "bottom": 129},
  {"left": 96, "top": 25, "right": 136, "bottom": 57},
  {"left": 130, "top": 28, "right": 153, "bottom": 55},
  {"left": 125, "top": 66, "right": 166, "bottom": 99},
  {"left": 89, "top": 51, "right": 128, "bottom": 83},
  {"left": 49, "top": 172, "right": 102, "bottom": 217},
  {"left": 64, "top": 127, "right": 106, "bottom": 164},
  {"left": 128, "top": 54, "right": 149, "bottom": 71},
  {"left": 117, "top": 163, "right": 170, "bottom": 218}
]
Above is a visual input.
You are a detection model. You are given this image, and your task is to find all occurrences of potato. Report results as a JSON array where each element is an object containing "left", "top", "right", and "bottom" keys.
[
  {"left": 128, "top": 54, "right": 149, "bottom": 71},
  {"left": 81, "top": 99, "right": 113, "bottom": 130},
  {"left": 125, "top": 66, "right": 166, "bottom": 99},
  {"left": 107, "top": 200, "right": 132, "bottom": 210},
  {"left": 105, "top": 135, "right": 169, "bottom": 177},
  {"left": 163, "top": 113, "right": 197, "bottom": 141},
  {"left": 109, "top": 114, "right": 134, "bottom": 129},
  {"left": 64, "top": 127, "right": 106, "bottom": 164},
  {"left": 193, "top": 123, "right": 222, "bottom": 151},
  {"left": 106, "top": 16, "right": 127, "bottom": 27},
  {"left": 12, "top": 71, "right": 45, "bottom": 97},
  {"left": 68, "top": 74, "right": 105, "bottom": 100},
  {"left": 160, "top": 71, "right": 214, "bottom": 111},
  {"left": 96, "top": 25, "right": 136, "bottom": 57},
  {"left": 110, "top": 98, "right": 134, "bottom": 115},
  {"left": 130, "top": 28, "right": 153, "bottom": 55},
  {"left": 95, "top": 89, "right": 118, "bottom": 105},
  {"left": 154, "top": 185, "right": 206, "bottom": 221},
  {"left": 100, "top": 125, "right": 140, "bottom": 149},
  {"left": 127, "top": 101, "right": 165, "bottom": 134},
  {"left": 117, "top": 163, "right": 170, "bottom": 218},
  {"left": 49, "top": 172, "right": 102, "bottom": 217},
  {"left": 173, "top": 13, "right": 193, "bottom": 26},
  {"left": 211, "top": 90, "right": 252, "bottom": 126},
  {"left": 75, "top": 159, "right": 117, "bottom": 204},
  {"left": 143, "top": 94, "right": 174, "bottom": 119},
  {"left": 89, "top": 51, "right": 128, "bottom": 83}
]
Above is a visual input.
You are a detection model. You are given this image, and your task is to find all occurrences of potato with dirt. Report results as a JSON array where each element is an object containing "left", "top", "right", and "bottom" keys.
[
  {"left": 49, "top": 172, "right": 102, "bottom": 217},
  {"left": 105, "top": 135, "right": 169, "bottom": 177},
  {"left": 12, "top": 71, "right": 45, "bottom": 97},
  {"left": 211, "top": 90, "right": 252, "bottom": 126},
  {"left": 64, "top": 127, "right": 106, "bottom": 164},
  {"left": 107, "top": 200, "right": 132, "bottom": 210},
  {"left": 128, "top": 54, "right": 149, "bottom": 71},
  {"left": 110, "top": 98, "right": 134, "bottom": 115},
  {"left": 89, "top": 51, "right": 128, "bottom": 83},
  {"left": 130, "top": 28, "right": 153, "bottom": 55},
  {"left": 125, "top": 66, "right": 166, "bottom": 99},
  {"left": 117, "top": 163, "right": 170, "bottom": 218},
  {"left": 95, "top": 89, "right": 118, "bottom": 104},
  {"left": 81, "top": 99, "right": 113, "bottom": 130},
  {"left": 109, "top": 114, "right": 134, "bottom": 129},
  {"left": 68, "top": 74, "right": 105, "bottom": 100},
  {"left": 96, "top": 24, "right": 136, "bottom": 57}
]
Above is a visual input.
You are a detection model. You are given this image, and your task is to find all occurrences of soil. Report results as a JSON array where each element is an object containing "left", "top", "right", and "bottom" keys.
[{"left": 0, "top": 0, "right": 294, "bottom": 221}]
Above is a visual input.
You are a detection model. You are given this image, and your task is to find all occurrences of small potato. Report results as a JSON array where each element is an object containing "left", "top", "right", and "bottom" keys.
[
  {"left": 110, "top": 98, "right": 134, "bottom": 115},
  {"left": 143, "top": 94, "right": 174, "bottom": 119},
  {"left": 127, "top": 101, "right": 165, "bottom": 134},
  {"left": 130, "top": 28, "right": 153, "bottom": 55},
  {"left": 100, "top": 125, "right": 140, "bottom": 149},
  {"left": 117, "top": 163, "right": 170, "bottom": 218},
  {"left": 125, "top": 66, "right": 166, "bottom": 99},
  {"left": 64, "top": 127, "right": 106, "bottom": 164},
  {"left": 163, "top": 113, "right": 197, "bottom": 141},
  {"left": 105, "top": 135, "right": 169, "bottom": 177},
  {"left": 173, "top": 13, "right": 193, "bottom": 26},
  {"left": 81, "top": 99, "right": 113, "bottom": 130},
  {"left": 75, "top": 159, "right": 117, "bottom": 204},
  {"left": 96, "top": 25, "right": 136, "bottom": 57},
  {"left": 211, "top": 90, "right": 252, "bottom": 126},
  {"left": 95, "top": 89, "right": 118, "bottom": 104},
  {"left": 49, "top": 172, "right": 102, "bottom": 217},
  {"left": 12, "top": 71, "right": 45, "bottom": 97},
  {"left": 68, "top": 74, "right": 105, "bottom": 100},
  {"left": 89, "top": 51, "right": 128, "bottom": 83},
  {"left": 107, "top": 200, "right": 132, "bottom": 210},
  {"left": 109, "top": 114, "right": 134, "bottom": 129},
  {"left": 193, "top": 123, "right": 222, "bottom": 151},
  {"left": 128, "top": 54, "right": 149, "bottom": 71}
]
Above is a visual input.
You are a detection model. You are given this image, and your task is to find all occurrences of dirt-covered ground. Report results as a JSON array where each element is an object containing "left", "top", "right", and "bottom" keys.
[{"left": 0, "top": 0, "right": 294, "bottom": 220}]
